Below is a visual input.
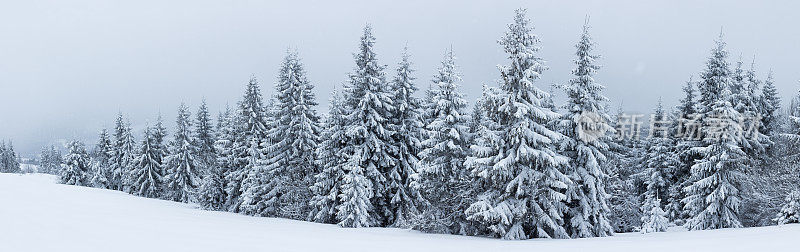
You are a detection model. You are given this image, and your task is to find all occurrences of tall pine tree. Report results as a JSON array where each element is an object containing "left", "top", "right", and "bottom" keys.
[
  {"left": 242, "top": 50, "right": 321, "bottom": 219},
  {"left": 668, "top": 77, "right": 701, "bottom": 221},
  {"left": 225, "top": 77, "right": 269, "bottom": 212},
  {"left": 130, "top": 125, "right": 165, "bottom": 198},
  {"left": 109, "top": 113, "right": 136, "bottom": 191},
  {"left": 195, "top": 99, "right": 216, "bottom": 174},
  {"left": 309, "top": 89, "right": 348, "bottom": 223},
  {"left": 682, "top": 34, "right": 746, "bottom": 230},
  {"left": 558, "top": 20, "right": 615, "bottom": 238},
  {"left": 198, "top": 107, "right": 233, "bottom": 211},
  {"left": 337, "top": 25, "right": 397, "bottom": 227},
  {"left": 164, "top": 103, "right": 201, "bottom": 202},
  {"left": 90, "top": 129, "right": 114, "bottom": 188},
  {"left": 417, "top": 48, "right": 473, "bottom": 234},
  {"left": 760, "top": 71, "right": 780, "bottom": 136},
  {"left": 467, "top": 9, "right": 572, "bottom": 239},
  {"left": 387, "top": 46, "right": 424, "bottom": 227}
]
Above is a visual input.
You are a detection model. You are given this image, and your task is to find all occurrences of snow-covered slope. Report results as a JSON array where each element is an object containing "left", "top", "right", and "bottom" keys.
[{"left": 0, "top": 173, "right": 796, "bottom": 252}]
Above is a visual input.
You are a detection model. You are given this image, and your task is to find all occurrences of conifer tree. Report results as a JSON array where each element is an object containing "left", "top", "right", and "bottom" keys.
[
  {"left": 196, "top": 164, "right": 226, "bottom": 210},
  {"left": 151, "top": 114, "right": 168, "bottom": 165},
  {"left": 760, "top": 71, "right": 781, "bottom": 136},
  {"left": 130, "top": 125, "right": 164, "bottom": 198},
  {"left": 39, "top": 145, "right": 62, "bottom": 175},
  {"left": 198, "top": 108, "right": 232, "bottom": 211},
  {"left": 421, "top": 83, "right": 438, "bottom": 129},
  {"left": 60, "top": 140, "right": 90, "bottom": 186},
  {"left": 558, "top": 20, "right": 615, "bottom": 238},
  {"left": 90, "top": 129, "right": 114, "bottom": 188},
  {"left": 640, "top": 196, "right": 669, "bottom": 233},
  {"left": 37, "top": 146, "right": 49, "bottom": 174},
  {"left": 238, "top": 138, "right": 269, "bottom": 215},
  {"left": 107, "top": 120, "right": 136, "bottom": 192},
  {"left": 109, "top": 113, "right": 135, "bottom": 191},
  {"left": 310, "top": 89, "right": 348, "bottom": 223},
  {"left": 791, "top": 90, "right": 800, "bottom": 135},
  {"left": 0, "top": 141, "right": 21, "bottom": 173},
  {"left": 195, "top": 99, "right": 216, "bottom": 174},
  {"left": 738, "top": 60, "right": 770, "bottom": 157},
  {"left": 682, "top": 34, "right": 745, "bottom": 230},
  {"left": 387, "top": 46, "right": 424, "bottom": 227},
  {"left": 416, "top": 48, "right": 472, "bottom": 234},
  {"left": 243, "top": 51, "right": 321, "bottom": 219},
  {"left": 336, "top": 25, "right": 397, "bottom": 227},
  {"left": 641, "top": 101, "right": 679, "bottom": 207},
  {"left": 467, "top": 9, "right": 572, "bottom": 239},
  {"left": 0, "top": 142, "right": 4, "bottom": 172},
  {"left": 667, "top": 78, "right": 701, "bottom": 221},
  {"left": 226, "top": 76, "right": 269, "bottom": 212},
  {"left": 164, "top": 103, "right": 200, "bottom": 202},
  {"left": 336, "top": 149, "right": 376, "bottom": 228},
  {"left": 775, "top": 190, "right": 800, "bottom": 225}
]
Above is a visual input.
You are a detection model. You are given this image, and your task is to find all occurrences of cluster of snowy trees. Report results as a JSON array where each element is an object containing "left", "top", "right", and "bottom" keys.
[
  {"left": 0, "top": 140, "right": 21, "bottom": 173},
  {"left": 608, "top": 32, "right": 800, "bottom": 232},
  {"left": 46, "top": 9, "right": 800, "bottom": 239}
]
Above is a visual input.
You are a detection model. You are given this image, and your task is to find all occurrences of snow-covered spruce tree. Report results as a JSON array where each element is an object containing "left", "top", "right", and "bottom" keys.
[
  {"left": 729, "top": 57, "right": 747, "bottom": 111},
  {"left": 130, "top": 125, "right": 164, "bottom": 198},
  {"left": 60, "top": 140, "right": 90, "bottom": 186},
  {"left": 415, "top": 48, "right": 473, "bottom": 234},
  {"left": 336, "top": 149, "right": 377, "bottom": 228},
  {"left": 667, "top": 77, "right": 701, "bottom": 222},
  {"left": 558, "top": 21, "right": 615, "bottom": 238},
  {"left": 760, "top": 71, "right": 780, "bottom": 136},
  {"left": 90, "top": 129, "right": 114, "bottom": 188},
  {"left": 640, "top": 100, "right": 679, "bottom": 209},
  {"left": 225, "top": 77, "right": 270, "bottom": 212},
  {"left": 195, "top": 99, "right": 216, "bottom": 174},
  {"left": 387, "top": 46, "right": 424, "bottom": 228},
  {"left": 309, "top": 89, "right": 348, "bottom": 223},
  {"left": 201, "top": 106, "right": 234, "bottom": 211},
  {"left": 738, "top": 60, "right": 770, "bottom": 157},
  {"left": 39, "top": 145, "right": 62, "bottom": 175},
  {"left": 682, "top": 34, "right": 746, "bottom": 230},
  {"left": 109, "top": 113, "right": 136, "bottom": 191},
  {"left": 421, "top": 83, "right": 437, "bottom": 129},
  {"left": 196, "top": 163, "right": 226, "bottom": 211},
  {"left": 0, "top": 141, "right": 21, "bottom": 173},
  {"left": 151, "top": 114, "right": 169, "bottom": 165},
  {"left": 640, "top": 196, "right": 669, "bottom": 233},
  {"left": 163, "top": 103, "right": 201, "bottom": 202},
  {"left": 605, "top": 144, "right": 643, "bottom": 233},
  {"left": 336, "top": 25, "right": 398, "bottom": 227},
  {"left": 605, "top": 107, "right": 647, "bottom": 233},
  {"left": 791, "top": 90, "right": 800, "bottom": 135},
  {"left": 466, "top": 9, "right": 572, "bottom": 240},
  {"left": 37, "top": 147, "right": 49, "bottom": 173},
  {"left": 739, "top": 60, "right": 778, "bottom": 227},
  {"left": 237, "top": 137, "right": 269, "bottom": 215},
  {"left": 0, "top": 143, "right": 4, "bottom": 172},
  {"left": 775, "top": 190, "right": 800, "bottom": 225},
  {"left": 241, "top": 51, "right": 321, "bottom": 219},
  {"left": 0, "top": 144, "right": 4, "bottom": 173}
]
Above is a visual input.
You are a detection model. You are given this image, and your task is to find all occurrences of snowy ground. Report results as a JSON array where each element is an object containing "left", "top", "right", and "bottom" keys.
[{"left": 0, "top": 173, "right": 796, "bottom": 252}]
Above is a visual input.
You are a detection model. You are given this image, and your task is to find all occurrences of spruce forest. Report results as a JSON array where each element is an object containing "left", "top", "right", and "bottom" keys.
[{"left": 4, "top": 8, "right": 800, "bottom": 244}]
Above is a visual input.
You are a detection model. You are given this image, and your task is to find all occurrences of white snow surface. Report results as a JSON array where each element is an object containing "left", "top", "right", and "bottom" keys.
[{"left": 0, "top": 173, "right": 796, "bottom": 252}]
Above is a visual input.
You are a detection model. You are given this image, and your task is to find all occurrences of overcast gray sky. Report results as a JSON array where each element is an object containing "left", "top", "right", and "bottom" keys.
[{"left": 1, "top": 0, "right": 799, "bottom": 156}]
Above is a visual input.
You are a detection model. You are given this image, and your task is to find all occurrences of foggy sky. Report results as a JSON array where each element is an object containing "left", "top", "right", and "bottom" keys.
[{"left": 2, "top": 0, "right": 799, "bottom": 156}]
